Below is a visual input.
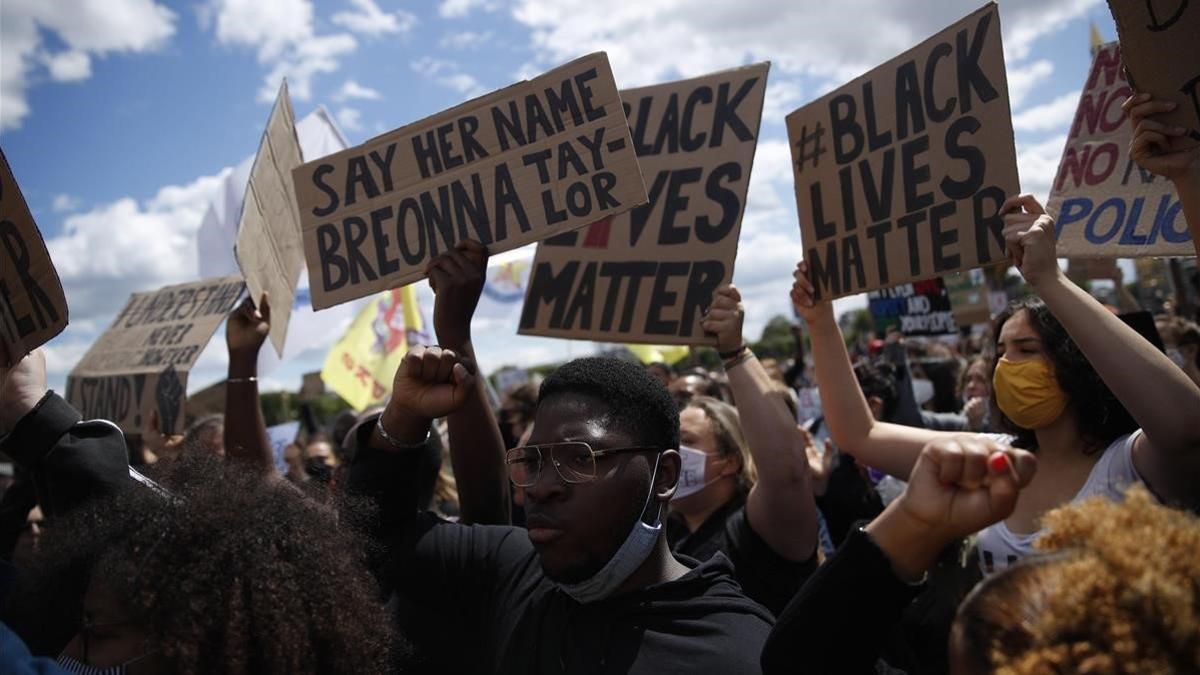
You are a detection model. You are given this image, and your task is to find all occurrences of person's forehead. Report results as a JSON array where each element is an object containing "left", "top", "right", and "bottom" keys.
[
  {"left": 531, "top": 394, "right": 632, "bottom": 445},
  {"left": 999, "top": 310, "right": 1037, "bottom": 340}
]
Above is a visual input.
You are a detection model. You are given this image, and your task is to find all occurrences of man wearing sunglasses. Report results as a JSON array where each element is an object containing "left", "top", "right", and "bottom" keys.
[{"left": 347, "top": 345, "right": 772, "bottom": 674}]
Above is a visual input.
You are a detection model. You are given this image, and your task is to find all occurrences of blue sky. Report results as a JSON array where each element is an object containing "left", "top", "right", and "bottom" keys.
[{"left": 1, "top": 0, "right": 1119, "bottom": 395}]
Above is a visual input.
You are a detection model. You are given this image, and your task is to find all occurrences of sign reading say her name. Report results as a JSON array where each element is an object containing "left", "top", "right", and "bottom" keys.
[
  {"left": 0, "top": 148, "right": 68, "bottom": 366},
  {"left": 66, "top": 275, "right": 244, "bottom": 433},
  {"left": 868, "top": 278, "right": 956, "bottom": 336},
  {"left": 1049, "top": 41, "right": 1193, "bottom": 257},
  {"left": 294, "top": 53, "right": 647, "bottom": 310},
  {"left": 786, "top": 3, "right": 1018, "bottom": 301},
  {"left": 520, "top": 63, "right": 768, "bottom": 344}
]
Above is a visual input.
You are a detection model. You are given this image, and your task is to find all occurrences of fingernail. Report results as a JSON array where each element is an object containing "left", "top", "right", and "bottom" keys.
[{"left": 988, "top": 454, "right": 1009, "bottom": 472}]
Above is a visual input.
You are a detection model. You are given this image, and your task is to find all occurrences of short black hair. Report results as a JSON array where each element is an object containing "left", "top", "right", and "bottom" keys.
[
  {"left": 539, "top": 357, "right": 680, "bottom": 451},
  {"left": 854, "top": 359, "right": 899, "bottom": 420}
]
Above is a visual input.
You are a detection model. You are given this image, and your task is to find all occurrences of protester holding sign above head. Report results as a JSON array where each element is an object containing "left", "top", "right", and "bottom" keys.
[
  {"left": 346, "top": 345, "right": 772, "bottom": 673},
  {"left": 792, "top": 193, "right": 1200, "bottom": 577},
  {"left": 1125, "top": 93, "right": 1200, "bottom": 257}
]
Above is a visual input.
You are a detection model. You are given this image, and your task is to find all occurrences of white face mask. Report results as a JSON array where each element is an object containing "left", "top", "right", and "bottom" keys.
[
  {"left": 911, "top": 378, "right": 935, "bottom": 406},
  {"left": 553, "top": 453, "right": 663, "bottom": 604},
  {"left": 672, "top": 445, "right": 725, "bottom": 500}
]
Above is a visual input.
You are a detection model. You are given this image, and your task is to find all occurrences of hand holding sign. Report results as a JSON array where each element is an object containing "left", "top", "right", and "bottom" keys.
[
  {"left": 429, "top": 240, "right": 488, "bottom": 351},
  {"left": 227, "top": 293, "right": 272, "bottom": 359},
  {"left": 789, "top": 261, "right": 836, "bottom": 329},
  {"left": 0, "top": 348, "right": 46, "bottom": 433},
  {"left": 700, "top": 285, "right": 745, "bottom": 353},
  {"left": 1001, "top": 195, "right": 1059, "bottom": 288},
  {"left": 1124, "top": 93, "right": 1200, "bottom": 183}
]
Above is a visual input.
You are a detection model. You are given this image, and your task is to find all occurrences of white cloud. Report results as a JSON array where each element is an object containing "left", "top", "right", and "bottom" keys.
[
  {"left": 411, "top": 57, "right": 488, "bottom": 98},
  {"left": 332, "top": 0, "right": 417, "bottom": 37},
  {"left": 42, "top": 50, "right": 92, "bottom": 82},
  {"left": 336, "top": 106, "right": 364, "bottom": 131},
  {"left": 439, "top": 30, "right": 493, "bottom": 50},
  {"left": 52, "top": 193, "right": 81, "bottom": 212},
  {"left": 204, "top": 0, "right": 357, "bottom": 103},
  {"left": 1006, "top": 59, "right": 1054, "bottom": 108},
  {"left": 1, "top": 0, "right": 175, "bottom": 131},
  {"left": 439, "top": 0, "right": 501, "bottom": 19},
  {"left": 1013, "top": 89, "right": 1080, "bottom": 133},
  {"left": 761, "top": 79, "right": 803, "bottom": 126},
  {"left": 1017, "top": 133, "right": 1068, "bottom": 201},
  {"left": 333, "top": 79, "right": 381, "bottom": 101},
  {"left": 510, "top": 0, "right": 1098, "bottom": 89}
]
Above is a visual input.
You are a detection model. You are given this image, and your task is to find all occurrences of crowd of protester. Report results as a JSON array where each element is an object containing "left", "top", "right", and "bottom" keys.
[{"left": 0, "top": 95, "right": 1199, "bottom": 674}]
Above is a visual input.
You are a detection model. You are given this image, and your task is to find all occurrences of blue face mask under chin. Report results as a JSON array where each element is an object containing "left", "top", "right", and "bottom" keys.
[{"left": 553, "top": 453, "right": 664, "bottom": 604}]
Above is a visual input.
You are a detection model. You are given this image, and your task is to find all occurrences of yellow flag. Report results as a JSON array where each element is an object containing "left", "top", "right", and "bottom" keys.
[
  {"left": 321, "top": 285, "right": 425, "bottom": 410},
  {"left": 626, "top": 344, "right": 689, "bottom": 365}
]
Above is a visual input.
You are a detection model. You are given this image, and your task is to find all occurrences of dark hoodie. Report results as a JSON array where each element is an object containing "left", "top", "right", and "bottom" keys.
[{"left": 348, "top": 434, "right": 773, "bottom": 674}]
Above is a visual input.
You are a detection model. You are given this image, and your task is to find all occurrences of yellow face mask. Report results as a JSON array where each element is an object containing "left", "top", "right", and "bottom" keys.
[{"left": 992, "top": 356, "right": 1068, "bottom": 429}]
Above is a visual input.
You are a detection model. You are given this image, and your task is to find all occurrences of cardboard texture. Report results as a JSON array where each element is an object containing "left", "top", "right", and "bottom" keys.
[
  {"left": 235, "top": 81, "right": 307, "bottom": 356},
  {"left": 1049, "top": 42, "right": 1193, "bottom": 257},
  {"left": 520, "top": 63, "right": 769, "bottom": 344},
  {"left": 0, "top": 148, "right": 68, "bottom": 366},
  {"left": 66, "top": 275, "right": 245, "bottom": 433},
  {"left": 294, "top": 53, "right": 647, "bottom": 310},
  {"left": 1107, "top": 0, "right": 1200, "bottom": 150},
  {"left": 945, "top": 269, "right": 992, "bottom": 325},
  {"left": 868, "top": 278, "right": 956, "bottom": 336},
  {"left": 786, "top": 3, "right": 1019, "bottom": 301}
]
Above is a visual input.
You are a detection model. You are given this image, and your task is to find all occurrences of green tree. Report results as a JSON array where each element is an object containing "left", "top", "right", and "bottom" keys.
[{"left": 751, "top": 315, "right": 798, "bottom": 361}]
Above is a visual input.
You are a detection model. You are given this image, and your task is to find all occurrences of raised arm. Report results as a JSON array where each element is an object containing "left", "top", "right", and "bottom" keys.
[
  {"left": 1001, "top": 195, "right": 1200, "bottom": 503},
  {"left": 701, "top": 285, "right": 817, "bottom": 561},
  {"left": 790, "top": 264, "right": 947, "bottom": 480},
  {"left": 222, "top": 293, "right": 275, "bottom": 479},
  {"left": 1124, "top": 93, "right": 1200, "bottom": 258},
  {"left": 427, "top": 240, "right": 510, "bottom": 525}
]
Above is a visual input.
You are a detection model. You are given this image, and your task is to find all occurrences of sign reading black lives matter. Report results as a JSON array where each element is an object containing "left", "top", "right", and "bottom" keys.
[
  {"left": 868, "top": 278, "right": 956, "bottom": 336},
  {"left": 786, "top": 2, "right": 1019, "bottom": 301},
  {"left": 66, "top": 276, "right": 244, "bottom": 434},
  {"left": 294, "top": 53, "right": 647, "bottom": 309},
  {"left": 0, "top": 148, "right": 69, "bottom": 367},
  {"left": 519, "top": 63, "right": 769, "bottom": 344}
]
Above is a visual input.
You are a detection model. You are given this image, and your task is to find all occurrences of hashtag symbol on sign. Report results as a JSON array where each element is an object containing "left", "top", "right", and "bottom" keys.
[{"left": 795, "top": 122, "right": 826, "bottom": 173}]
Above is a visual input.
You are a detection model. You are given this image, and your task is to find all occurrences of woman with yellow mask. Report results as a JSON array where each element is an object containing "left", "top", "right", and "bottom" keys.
[{"left": 789, "top": 193, "right": 1200, "bottom": 575}]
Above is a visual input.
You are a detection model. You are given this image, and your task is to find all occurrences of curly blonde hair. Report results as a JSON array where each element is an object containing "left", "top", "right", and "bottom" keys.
[{"left": 956, "top": 486, "right": 1200, "bottom": 674}]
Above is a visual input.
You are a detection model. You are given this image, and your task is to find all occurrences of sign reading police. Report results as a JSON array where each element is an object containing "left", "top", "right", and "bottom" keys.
[
  {"left": 294, "top": 53, "right": 647, "bottom": 310},
  {"left": 1049, "top": 42, "right": 1193, "bottom": 257},
  {"left": 66, "top": 276, "right": 244, "bottom": 433},
  {"left": 520, "top": 63, "right": 768, "bottom": 344},
  {"left": 0, "top": 148, "right": 68, "bottom": 367},
  {"left": 786, "top": 3, "right": 1018, "bottom": 301}
]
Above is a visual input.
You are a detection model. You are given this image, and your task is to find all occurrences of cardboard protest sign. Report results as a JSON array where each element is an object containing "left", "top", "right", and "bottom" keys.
[
  {"left": 267, "top": 420, "right": 301, "bottom": 475},
  {"left": 945, "top": 269, "right": 991, "bottom": 326},
  {"left": 520, "top": 63, "right": 769, "bottom": 344},
  {"left": 1107, "top": 0, "right": 1200, "bottom": 150},
  {"left": 1048, "top": 42, "right": 1193, "bottom": 257},
  {"left": 868, "top": 278, "right": 956, "bottom": 336},
  {"left": 235, "top": 81, "right": 306, "bottom": 356},
  {"left": 294, "top": 53, "right": 647, "bottom": 310},
  {"left": 66, "top": 276, "right": 244, "bottom": 433},
  {"left": 0, "top": 149, "right": 68, "bottom": 366},
  {"left": 786, "top": 3, "right": 1018, "bottom": 301}
]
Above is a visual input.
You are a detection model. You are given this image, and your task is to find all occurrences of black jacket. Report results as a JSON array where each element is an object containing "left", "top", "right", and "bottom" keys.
[{"left": 348, "top": 438, "right": 774, "bottom": 674}]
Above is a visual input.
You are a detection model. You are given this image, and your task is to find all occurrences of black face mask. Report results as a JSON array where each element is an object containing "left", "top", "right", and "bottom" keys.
[{"left": 305, "top": 458, "right": 333, "bottom": 483}]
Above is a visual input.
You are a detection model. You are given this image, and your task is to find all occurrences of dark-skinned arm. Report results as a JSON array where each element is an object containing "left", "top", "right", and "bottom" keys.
[
  {"left": 223, "top": 293, "right": 275, "bottom": 479},
  {"left": 427, "top": 240, "right": 510, "bottom": 525}
]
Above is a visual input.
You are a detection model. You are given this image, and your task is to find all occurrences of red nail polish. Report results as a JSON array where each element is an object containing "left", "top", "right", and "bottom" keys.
[{"left": 988, "top": 454, "right": 1009, "bottom": 472}]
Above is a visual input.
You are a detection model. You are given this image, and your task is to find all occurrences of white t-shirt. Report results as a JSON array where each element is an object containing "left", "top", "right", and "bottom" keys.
[{"left": 975, "top": 430, "right": 1143, "bottom": 574}]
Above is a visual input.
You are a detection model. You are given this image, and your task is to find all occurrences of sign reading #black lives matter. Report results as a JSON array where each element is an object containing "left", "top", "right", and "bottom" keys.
[
  {"left": 294, "top": 53, "right": 647, "bottom": 310},
  {"left": 66, "top": 276, "right": 244, "bottom": 434},
  {"left": 0, "top": 149, "right": 68, "bottom": 367},
  {"left": 786, "top": 3, "right": 1019, "bottom": 301},
  {"left": 520, "top": 63, "right": 768, "bottom": 344}
]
